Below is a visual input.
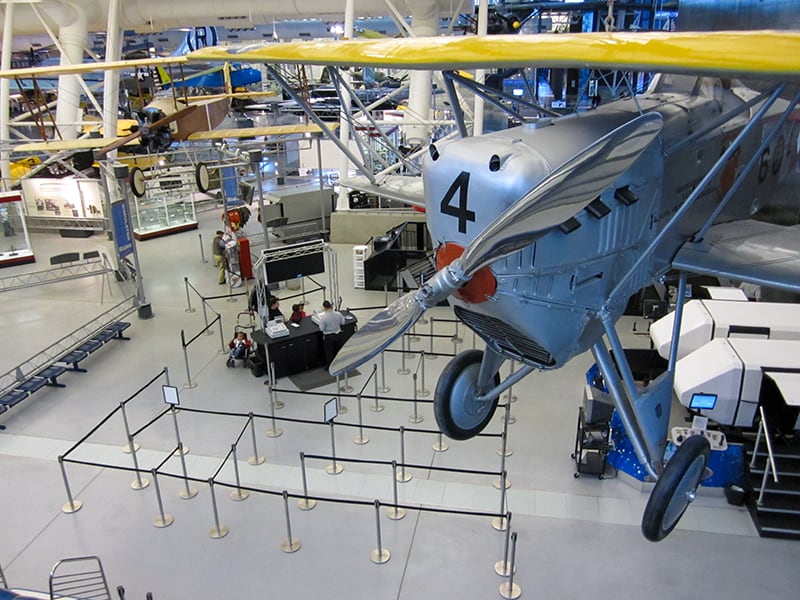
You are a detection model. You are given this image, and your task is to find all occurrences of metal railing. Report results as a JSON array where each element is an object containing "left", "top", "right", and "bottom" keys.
[
  {"left": 0, "top": 295, "right": 137, "bottom": 396},
  {"left": 750, "top": 406, "right": 780, "bottom": 506}
]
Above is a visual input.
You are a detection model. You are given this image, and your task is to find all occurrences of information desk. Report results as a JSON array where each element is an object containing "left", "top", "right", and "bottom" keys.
[{"left": 251, "top": 311, "right": 357, "bottom": 379}]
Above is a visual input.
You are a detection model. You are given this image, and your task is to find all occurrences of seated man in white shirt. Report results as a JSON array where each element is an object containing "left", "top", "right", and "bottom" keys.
[{"left": 318, "top": 300, "right": 346, "bottom": 367}]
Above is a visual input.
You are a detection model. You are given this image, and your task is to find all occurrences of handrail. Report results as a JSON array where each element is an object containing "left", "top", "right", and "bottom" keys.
[{"left": 755, "top": 406, "right": 780, "bottom": 506}]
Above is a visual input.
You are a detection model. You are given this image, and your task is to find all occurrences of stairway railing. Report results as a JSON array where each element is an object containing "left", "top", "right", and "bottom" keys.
[{"left": 750, "top": 406, "right": 780, "bottom": 505}]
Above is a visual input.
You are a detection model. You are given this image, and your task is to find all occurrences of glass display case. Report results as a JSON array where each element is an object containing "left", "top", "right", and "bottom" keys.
[
  {"left": 0, "top": 191, "right": 35, "bottom": 267},
  {"left": 130, "top": 167, "right": 199, "bottom": 240}
]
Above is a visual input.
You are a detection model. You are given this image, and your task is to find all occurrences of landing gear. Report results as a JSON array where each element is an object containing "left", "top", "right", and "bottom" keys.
[
  {"left": 434, "top": 350, "right": 500, "bottom": 440},
  {"left": 641, "top": 435, "right": 711, "bottom": 542}
]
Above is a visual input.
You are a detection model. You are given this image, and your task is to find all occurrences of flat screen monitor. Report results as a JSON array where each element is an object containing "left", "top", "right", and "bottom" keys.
[
  {"left": 263, "top": 242, "right": 325, "bottom": 282},
  {"left": 689, "top": 392, "right": 717, "bottom": 410}
]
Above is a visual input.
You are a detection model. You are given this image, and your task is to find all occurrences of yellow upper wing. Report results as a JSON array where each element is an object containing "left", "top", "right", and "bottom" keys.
[
  {"left": 0, "top": 56, "right": 188, "bottom": 80},
  {"left": 188, "top": 31, "right": 800, "bottom": 79},
  {"left": 187, "top": 123, "right": 334, "bottom": 141}
]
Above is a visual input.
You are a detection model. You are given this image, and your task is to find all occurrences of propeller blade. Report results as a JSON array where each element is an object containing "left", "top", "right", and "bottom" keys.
[
  {"left": 461, "top": 112, "right": 663, "bottom": 276},
  {"left": 94, "top": 105, "right": 199, "bottom": 158}
]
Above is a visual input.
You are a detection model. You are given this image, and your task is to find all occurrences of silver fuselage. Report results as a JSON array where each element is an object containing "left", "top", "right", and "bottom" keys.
[{"left": 423, "top": 76, "right": 799, "bottom": 368}]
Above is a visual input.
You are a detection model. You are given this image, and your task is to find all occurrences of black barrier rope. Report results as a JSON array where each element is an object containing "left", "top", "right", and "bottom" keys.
[
  {"left": 130, "top": 406, "right": 171, "bottom": 438},
  {"left": 343, "top": 305, "right": 387, "bottom": 313},
  {"left": 175, "top": 405, "right": 503, "bottom": 439},
  {"left": 62, "top": 456, "right": 505, "bottom": 522},
  {"left": 62, "top": 369, "right": 169, "bottom": 459},
  {"left": 182, "top": 313, "right": 221, "bottom": 347},
  {"left": 121, "top": 367, "right": 168, "bottom": 406},
  {"left": 383, "top": 348, "right": 456, "bottom": 359},
  {"left": 270, "top": 387, "right": 435, "bottom": 406},
  {"left": 301, "top": 453, "right": 500, "bottom": 478}
]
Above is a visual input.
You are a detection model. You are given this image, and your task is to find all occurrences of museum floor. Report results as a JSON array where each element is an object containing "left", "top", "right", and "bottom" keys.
[{"left": 1, "top": 205, "right": 799, "bottom": 600}]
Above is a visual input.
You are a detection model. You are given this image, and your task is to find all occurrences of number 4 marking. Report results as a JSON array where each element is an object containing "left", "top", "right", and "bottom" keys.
[{"left": 440, "top": 171, "right": 475, "bottom": 234}]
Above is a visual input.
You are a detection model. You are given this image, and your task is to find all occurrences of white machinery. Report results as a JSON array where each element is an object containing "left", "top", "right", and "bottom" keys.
[
  {"left": 674, "top": 337, "right": 800, "bottom": 428},
  {"left": 651, "top": 299, "right": 800, "bottom": 361}
]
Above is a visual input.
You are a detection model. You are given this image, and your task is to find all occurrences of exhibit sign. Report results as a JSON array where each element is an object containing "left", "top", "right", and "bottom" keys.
[
  {"left": 20, "top": 178, "right": 104, "bottom": 219},
  {"left": 111, "top": 200, "right": 134, "bottom": 258}
]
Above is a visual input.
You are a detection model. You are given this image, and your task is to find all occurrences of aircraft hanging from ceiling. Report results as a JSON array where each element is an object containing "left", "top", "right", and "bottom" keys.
[{"left": 186, "top": 29, "right": 800, "bottom": 542}]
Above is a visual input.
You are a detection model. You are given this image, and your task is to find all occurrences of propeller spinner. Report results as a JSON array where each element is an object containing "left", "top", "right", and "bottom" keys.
[{"left": 329, "top": 112, "right": 663, "bottom": 376}]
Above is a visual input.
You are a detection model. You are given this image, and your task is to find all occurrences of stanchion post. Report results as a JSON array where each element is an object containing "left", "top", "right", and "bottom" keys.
[
  {"left": 202, "top": 299, "right": 213, "bottom": 336},
  {"left": 217, "top": 316, "right": 226, "bottom": 354},
  {"left": 297, "top": 452, "right": 317, "bottom": 510},
  {"left": 378, "top": 355, "right": 390, "bottom": 394},
  {"left": 265, "top": 379, "right": 283, "bottom": 438},
  {"left": 340, "top": 370, "right": 353, "bottom": 393},
  {"left": 397, "top": 426, "right": 412, "bottom": 482},
  {"left": 419, "top": 352, "right": 429, "bottom": 397},
  {"left": 280, "top": 490, "right": 301, "bottom": 552},
  {"left": 495, "top": 512, "right": 514, "bottom": 576},
  {"left": 326, "top": 421, "right": 343, "bottom": 475},
  {"left": 184, "top": 277, "right": 196, "bottom": 313},
  {"left": 409, "top": 374, "right": 422, "bottom": 424},
  {"left": 270, "top": 362, "right": 284, "bottom": 409},
  {"left": 383, "top": 283, "right": 388, "bottom": 307},
  {"left": 335, "top": 375, "right": 347, "bottom": 414},
  {"left": 198, "top": 233, "right": 207, "bottom": 263},
  {"left": 120, "top": 402, "right": 140, "bottom": 454},
  {"left": 247, "top": 412, "right": 265, "bottom": 465},
  {"left": 409, "top": 320, "right": 419, "bottom": 343},
  {"left": 372, "top": 363, "right": 385, "bottom": 412},
  {"left": 354, "top": 392, "right": 369, "bottom": 445},
  {"left": 230, "top": 444, "right": 249, "bottom": 501},
  {"left": 181, "top": 330, "right": 197, "bottom": 390},
  {"left": 58, "top": 456, "right": 83, "bottom": 514},
  {"left": 451, "top": 320, "right": 462, "bottom": 344},
  {"left": 472, "top": 330, "right": 476, "bottom": 349},
  {"left": 370, "top": 499, "right": 391, "bottom": 564},
  {"left": 492, "top": 470, "right": 509, "bottom": 531},
  {"left": 398, "top": 337, "right": 410, "bottom": 375},
  {"left": 418, "top": 272, "right": 428, "bottom": 324},
  {"left": 171, "top": 406, "right": 189, "bottom": 455},
  {"left": 427, "top": 318, "right": 436, "bottom": 359},
  {"left": 498, "top": 532, "right": 521, "bottom": 600},
  {"left": 208, "top": 479, "right": 229, "bottom": 538},
  {"left": 432, "top": 431, "right": 449, "bottom": 453},
  {"left": 177, "top": 441, "right": 197, "bottom": 499},
  {"left": 387, "top": 461, "right": 406, "bottom": 520},
  {"left": 506, "top": 361, "right": 518, "bottom": 403},
  {"left": 129, "top": 435, "right": 149, "bottom": 490},
  {"left": 151, "top": 469, "right": 173, "bottom": 528}
]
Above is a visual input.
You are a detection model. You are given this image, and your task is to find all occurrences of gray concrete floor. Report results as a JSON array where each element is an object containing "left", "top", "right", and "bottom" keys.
[{"left": 1, "top": 206, "right": 800, "bottom": 599}]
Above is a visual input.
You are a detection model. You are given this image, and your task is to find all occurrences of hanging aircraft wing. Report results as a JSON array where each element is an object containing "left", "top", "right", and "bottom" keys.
[
  {"left": 0, "top": 56, "right": 189, "bottom": 80},
  {"left": 12, "top": 138, "right": 141, "bottom": 153},
  {"left": 188, "top": 30, "right": 800, "bottom": 80},
  {"left": 341, "top": 175, "right": 425, "bottom": 208},
  {"left": 186, "top": 123, "right": 333, "bottom": 141},
  {"left": 673, "top": 220, "right": 800, "bottom": 294}
]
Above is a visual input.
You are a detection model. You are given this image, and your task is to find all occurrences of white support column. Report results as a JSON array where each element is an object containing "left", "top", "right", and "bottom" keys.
[
  {"left": 55, "top": 3, "right": 88, "bottom": 140},
  {"left": 102, "top": 0, "right": 123, "bottom": 155},
  {"left": 335, "top": 0, "right": 355, "bottom": 210},
  {"left": 473, "top": 0, "right": 489, "bottom": 136},
  {"left": 404, "top": 0, "right": 438, "bottom": 145},
  {"left": 1, "top": 1, "right": 16, "bottom": 190}
]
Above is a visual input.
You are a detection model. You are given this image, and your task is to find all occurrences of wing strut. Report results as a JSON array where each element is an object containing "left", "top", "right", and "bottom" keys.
[
  {"left": 694, "top": 87, "right": 800, "bottom": 241},
  {"left": 606, "top": 84, "right": 784, "bottom": 305}
]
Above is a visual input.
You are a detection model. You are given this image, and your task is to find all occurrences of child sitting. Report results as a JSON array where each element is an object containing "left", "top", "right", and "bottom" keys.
[{"left": 227, "top": 331, "right": 251, "bottom": 366}]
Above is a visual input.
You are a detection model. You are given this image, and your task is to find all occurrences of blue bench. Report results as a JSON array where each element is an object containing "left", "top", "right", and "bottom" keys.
[
  {"left": 1, "top": 322, "right": 132, "bottom": 431},
  {"left": 59, "top": 349, "right": 89, "bottom": 372}
]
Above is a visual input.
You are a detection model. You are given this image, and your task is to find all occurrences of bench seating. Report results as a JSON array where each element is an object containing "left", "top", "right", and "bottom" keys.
[{"left": 0, "top": 321, "right": 132, "bottom": 431}]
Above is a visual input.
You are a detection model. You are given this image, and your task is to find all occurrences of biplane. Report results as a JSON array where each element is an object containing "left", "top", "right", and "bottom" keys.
[{"left": 188, "top": 30, "right": 800, "bottom": 542}]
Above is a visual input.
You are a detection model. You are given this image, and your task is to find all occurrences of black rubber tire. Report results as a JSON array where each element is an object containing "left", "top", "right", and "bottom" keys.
[
  {"left": 434, "top": 350, "right": 500, "bottom": 441},
  {"left": 642, "top": 435, "right": 711, "bottom": 542},
  {"left": 195, "top": 163, "right": 210, "bottom": 193}
]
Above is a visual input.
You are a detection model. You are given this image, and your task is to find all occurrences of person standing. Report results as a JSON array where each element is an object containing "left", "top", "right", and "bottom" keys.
[
  {"left": 318, "top": 300, "right": 346, "bottom": 367},
  {"left": 212, "top": 230, "right": 226, "bottom": 284}
]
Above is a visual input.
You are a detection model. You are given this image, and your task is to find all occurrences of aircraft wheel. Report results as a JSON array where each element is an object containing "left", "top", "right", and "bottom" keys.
[
  {"left": 434, "top": 350, "right": 500, "bottom": 441},
  {"left": 196, "top": 163, "right": 210, "bottom": 193},
  {"left": 641, "top": 435, "right": 710, "bottom": 542}
]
